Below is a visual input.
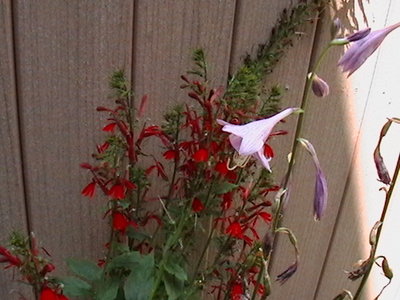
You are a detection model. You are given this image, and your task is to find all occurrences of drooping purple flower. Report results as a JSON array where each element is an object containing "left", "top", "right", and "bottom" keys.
[
  {"left": 338, "top": 22, "right": 400, "bottom": 76},
  {"left": 298, "top": 138, "right": 328, "bottom": 220},
  {"left": 217, "top": 108, "right": 300, "bottom": 171},
  {"left": 311, "top": 73, "right": 330, "bottom": 98}
]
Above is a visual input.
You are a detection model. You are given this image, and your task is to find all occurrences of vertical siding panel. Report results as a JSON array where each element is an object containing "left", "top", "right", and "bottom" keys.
[
  {"left": 132, "top": 0, "right": 236, "bottom": 123},
  {"left": 13, "top": 0, "right": 134, "bottom": 279},
  {"left": 315, "top": 1, "right": 398, "bottom": 298},
  {"left": 0, "top": 1, "right": 31, "bottom": 298}
]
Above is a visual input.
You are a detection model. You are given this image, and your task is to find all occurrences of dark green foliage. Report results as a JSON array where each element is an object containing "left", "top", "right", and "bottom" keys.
[{"left": 226, "top": 0, "right": 327, "bottom": 113}]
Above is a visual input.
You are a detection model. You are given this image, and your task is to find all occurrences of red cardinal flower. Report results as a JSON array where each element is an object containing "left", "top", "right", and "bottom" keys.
[
  {"left": 226, "top": 222, "right": 243, "bottom": 238},
  {"left": 191, "top": 198, "right": 205, "bottom": 212},
  {"left": 108, "top": 183, "right": 125, "bottom": 199},
  {"left": 112, "top": 212, "right": 138, "bottom": 233},
  {"left": 40, "top": 287, "right": 68, "bottom": 300},
  {"left": 215, "top": 161, "right": 229, "bottom": 176},
  {"left": 193, "top": 148, "right": 209, "bottom": 162},
  {"left": 102, "top": 122, "right": 117, "bottom": 132},
  {"left": 81, "top": 182, "right": 96, "bottom": 198},
  {"left": 231, "top": 281, "right": 244, "bottom": 300},
  {"left": 0, "top": 246, "right": 22, "bottom": 269},
  {"left": 163, "top": 149, "right": 178, "bottom": 160}
]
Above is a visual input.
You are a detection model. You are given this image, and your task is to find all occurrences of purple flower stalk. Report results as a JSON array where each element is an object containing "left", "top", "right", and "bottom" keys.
[
  {"left": 298, "top": 138, "right": 328, "bottom": 220},
  {"left": 217, "top": 108, "right": 300, "bottom": 171},
  {"left": 338, "top": 22, "right": 400, "bottom": 76}
]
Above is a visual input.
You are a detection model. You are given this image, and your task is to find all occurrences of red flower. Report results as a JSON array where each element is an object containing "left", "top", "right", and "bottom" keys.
[
  {"left": 163, "top": 149, "right": 178, "bottom": 160},
  {"left": 191, "top": 198, "right": 205, "bottom": 212},
  {"left": 221, "top": 192, "right": 233, "bottom": 211},
  {"left": 231, "top": 282, "right": 243, "bottom": 300},
  {"left": 258, "top": 211, "right": 272, "bottom": 223},
  {"left": 193, "top": 148, "right": 209, "bottom": 162},
  {"left": 40, "top": 263, "right": 56, "bottom": 276},
  {"left": 215, "top": 161, "right": 229, "bottom": 176},
  {"left": 81, "top": 182, "right": 96, "bottom": 198},
  {"left": 40, "top": 287, "right": 68, "bottom": 300},
  {"left": 0, "top": 246, "right": 22, "bottom": 269},
  {"left": 108, "top": 183, "right": 125, "bottom": 199},
  {"left": 112, "top": 212, "right": 138, "bottom": 233},
  {"left": 226, "top": 221, "right": 252, "bottom": 244},
  {"left": 97, "top": 141, "right": 110, "bottom": 153},
  {"left": 226, "top": 222, "right": 243, "bottom": 238},
  {"left": 102, "top": 122, "right": 117, "bottom": 132}
]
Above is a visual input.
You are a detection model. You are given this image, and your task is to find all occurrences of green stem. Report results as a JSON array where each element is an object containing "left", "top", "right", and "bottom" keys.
[
  {"left": 272, "top": 44, "right": 332, "bottom": 232},
  {"left": 150, "top": 212, "right": 189, "bottom": 299},
  {"left": 353, "top": 154, "right": 400, "bottom": 299}
]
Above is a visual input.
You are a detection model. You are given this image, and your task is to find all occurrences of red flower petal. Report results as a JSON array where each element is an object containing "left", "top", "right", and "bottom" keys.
[
  {"left": 81, "top": 182, "right": 96, "bottom": 198},
  {"left": 258, "top": 211, "right": 272, "bottom": 223},
  {"left": 79, "top": 163, "right": 93, "bottom": 170},
  {"left": 108, "top": 184, "right": 125, "bottom": 199},
  {"left": 102, "top": 122, "right": 117, "bottom": 132},
  {"left": 226, "top": 222, "right": 243, "bottom": 238},
  {"left": 112, "top": 212, "right": 130, "bottom": 232},
  {"left": 123, "top": 179, "right": 137, "bottom": 190},
  {"left": 215, "top": 161, "right": 229, "bottom": 176},
  {"left": 221, "top": 192, "right": 233, "bottom": 211},
  {"left": 193, "top": 148, "right": 209, "bottom": 162},
  {"left": 264, "top": 144, "right": 274, "bottom": 158},
  {"left": 163, "top": 150, "right": 177, "bottom": 160},
  {"left": 192, "top": 198, "right": 205, "bottom": 213}
]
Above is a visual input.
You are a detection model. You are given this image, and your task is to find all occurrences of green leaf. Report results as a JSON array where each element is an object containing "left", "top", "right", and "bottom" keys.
[
  {"left": 61, "top": 276, "right": 92, "bottom": 297},
  {"left": 164, "top": 258, "right": 187, "bottom": 282},
  {"left": 106, "top": 251, "right": 142, "bottom": 271},
  {"left": 212, "top": 182, "right": 238, "bottom": 195},
  {"left": 124, "top": 253, "right": 154, "bottom": 300},
  {"left": 95, "top": 277, "right": 120, "bottom": 300},
  {"left": 66, "top": 258, "right": 102, "bottom": 281},
  {"left": 162, "top": 272, "right": 184, "bottom": 300}
]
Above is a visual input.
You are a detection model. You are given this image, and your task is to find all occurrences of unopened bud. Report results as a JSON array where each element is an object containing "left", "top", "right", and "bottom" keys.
[{"left": 311, "top": 74, "right": 330, "bottom": 98}]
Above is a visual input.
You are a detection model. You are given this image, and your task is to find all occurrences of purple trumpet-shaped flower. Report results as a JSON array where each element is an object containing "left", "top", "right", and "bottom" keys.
[
  {"left": 217, "top": 108, "right": 300, "bottom": 171},
  {"left": 298, "top": 138, "right": 328, "bottom": 220},
  {"left": 338, "top": 22, "right": 400, "bottom": 76}
]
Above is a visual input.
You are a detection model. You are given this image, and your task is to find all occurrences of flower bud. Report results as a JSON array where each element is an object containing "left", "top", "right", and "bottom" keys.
[{"left": 311, "top": 74, "right": 330, "bottom": 98}]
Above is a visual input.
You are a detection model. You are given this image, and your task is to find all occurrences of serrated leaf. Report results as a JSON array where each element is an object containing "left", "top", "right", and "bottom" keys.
[
  {"left": 61, "top": 276, "right": 92, "bottom": 297},
  {"left": 212, "top": 182, "right": 238, "bottom": 195},
  {"left": 66, "top": 258, "right": 102, "bottom": 281}
]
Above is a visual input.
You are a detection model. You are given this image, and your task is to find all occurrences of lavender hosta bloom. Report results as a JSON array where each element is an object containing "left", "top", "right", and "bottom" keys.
[
  {"left": 217, "top": 108, "right": 300, "bottom": 171},
  {"left": 310, "top": 73, "right": 330, "bottom": 98},
  {"left": 298, "top": 138, "right": 328, "bottom": 220},
  {"left": 338, "top": 22, "right": 400, "bottom": 76}
]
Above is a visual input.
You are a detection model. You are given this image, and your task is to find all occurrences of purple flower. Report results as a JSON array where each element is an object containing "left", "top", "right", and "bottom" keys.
[
  {"left": 217, "top": 108, "right": 300, "bottom": 171},
  {"left": 311, "top": 73, "right": 330, "bottom": 98},
  {"left": 298, "top": 138, "right": 328, "bottom": 220},
  {"left": 338, "top": 22, "right": 400, "bottom": 76}
]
